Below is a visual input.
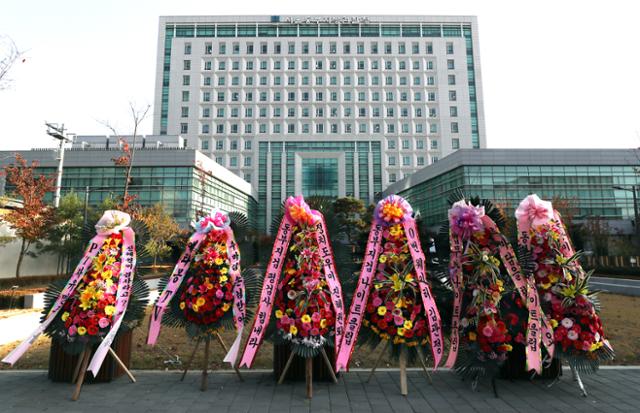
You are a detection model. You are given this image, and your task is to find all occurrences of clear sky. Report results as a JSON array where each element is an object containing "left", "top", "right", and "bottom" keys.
[{"left": 1, "top": 0, "right": 639, "bottom": 151}]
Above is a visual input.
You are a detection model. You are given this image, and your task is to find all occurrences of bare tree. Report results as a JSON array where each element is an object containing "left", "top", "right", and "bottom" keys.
[
  {"left": 0, "top": 35, "right": 25, "bottom": 90},
  {"left": 99, "top": 102, "right": 151, "bottom": 211}
]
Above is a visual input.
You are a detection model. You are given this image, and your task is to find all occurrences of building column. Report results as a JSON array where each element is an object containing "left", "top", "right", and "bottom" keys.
[
  {"left": 368, "top": 143, "right": 374, "bottom": 204},
  {"left": 281, "top": 144, "right": 287, "bottom": 202},
  {"left": 353, "top": 145, "right": 359, "bottom": 198},
  {"left": 266, "top": 144, "right": 273, "bottom": 233}
]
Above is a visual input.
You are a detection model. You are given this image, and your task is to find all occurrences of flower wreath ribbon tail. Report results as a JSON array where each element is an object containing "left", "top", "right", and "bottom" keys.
[
  {"left": 222, "top": 226, "right": 246, "bottom": 367},
  {"left": 147, "top": 231, "right": 206, "bottom": 346},
  {"left": 239, "top": 216, "right": 294, "bottom": 368},
  {"left": 335, "top": 221, "right": 383, "bottom": 372},
  {"left": 312, "top": 213, "right": 346, "bottom": 363},
  {"left": 444, "top": 229, "right": 464, "bottom": 369},
  {"left": 87, "top": 227, "right": 136, "bottom": 376},
  {"left": 402, "top": 217, "right": 444, "bottom": 369},
  {"left": 483, "top": 216, "right": 554, "bottom": 374},
  {"left": 1, "top": 233, "right": 108, "bottom": 366}
]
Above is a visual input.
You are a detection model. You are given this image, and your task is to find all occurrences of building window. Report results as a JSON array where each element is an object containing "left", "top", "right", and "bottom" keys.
[
  {"left": 201, "top": 139, "right": 209, "bottom": 150},
  {"left": 426, "top": 42, "right": 433, "bottom": 54},
  {"left": 182, "top": 75, "right": 190, "bottom": 86},
  {"left": 388, "top": 155, "right": 396, "bottom": 166},
  {"left": 183, "top": 60, "right": 191, "bottom": 70},
  {"left": 451, "top": 122, "right": 459, "bottom": 133},
  {"left": 450, "top": 106, "right": 458, "bottom": 117},
  {"left": 452, "top": 138, "right": 460, "bottom": 149},
  {"left": 244, "top": 156, "right": 252, "bottom": 167},
  {"left": 182, "top": 91, "right": 189, "bottom": 102},
  {"left": 244, "top": 140, "right": 252, "bottom": 150},
  {"left": 449, "top": 90, "right": 457, "bottom": 101},
  {"left": 416, "top": 139, "right": 424, "bottom": 150},
  {"left": 389, "top": 173, "right": 397, "bottom": 183},
  {"left": 181, "top": 107, "right": 189, "bottom": 118},
  {"left": 431, "top": 140, "right": 438, "bottom": 149},
  {"left": 446, "top": 42, "right": 454, "bottom": 54},
  {"left": 230, "top": 157, "right": 238, "bottom": 167},
  {"left": 417, "top": 156, "right": 424, "bottom": 166},
  {"left": 448, "top": 74, "right": 456, "bottom": 85},
  {"left": 447, "top": 59, "right": 455, "bottom": 70},
  {"left": 388, "top": 140, "right": 396, "bottom": 149},
  {"left": 180, "top": 123, "right": 188, "bottom": 134}
]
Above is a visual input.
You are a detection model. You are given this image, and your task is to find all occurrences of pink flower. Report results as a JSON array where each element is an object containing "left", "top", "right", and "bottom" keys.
[
  {"left": 374, "top": 195, "right": 412, "bottom": 225},
  {"left": 561, "top": 318, "right": 574, "bottom": 329},
  {"left": 372, "top": 296, "right": 382, "bottom": 307},
  {"left": 311, "top": 312, "right": 321, "bottom": 322},
  {"left": 567, "top": 330, "right": 579, "bottom": 340},
  {"left": 448, "top": 200, "right": 485, "bottom": 239},
  {"left": 482, "top": 325, "right": 494, "bottom": 337},
  {"left": 394, "top": 316, "right": 404, "bottom": 326},
  {"left": 310, "top": 328, "right": 320, "bottom": 336},
  {"left": 285, "top": 196, "right": 316, "bottom": 225},
  {"left": 98, "top": 318, "right": 110, "bottom": 328},
  {"left": 515, "top": 194, "right": 553, "bottom": 230},
  {"left": 68, "top": 325, "right": 77, "bottom": 336},
  {"left": 215, "top": 289, "right": 224, "bottom": 299}
]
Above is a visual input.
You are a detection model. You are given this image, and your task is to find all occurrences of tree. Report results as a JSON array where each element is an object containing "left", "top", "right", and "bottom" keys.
[
  {"left": 333, "top": 197, "right": 368, "bottom": 247},
  {"left": 100, "top": 102, "right": 151, "bottom": 212},
  {"left": 583, "top": 216, "right": 610, "bottom": 256},
  {"left": 41, "top": 192, "right": 85, "bottom": 275},
  {"left": 0, "top": 35, "right": 25, "bottom": 90},
  {"left": 2, "top": 154, "right": 55, "bottom": 277},
  {"left": 138, "top": 203, "right": 180, "bottom": 267}
]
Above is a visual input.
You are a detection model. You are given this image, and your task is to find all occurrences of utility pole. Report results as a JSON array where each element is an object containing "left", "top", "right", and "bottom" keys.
[{"left": 45, "top": 122, "right": 73, "bottom": 208}]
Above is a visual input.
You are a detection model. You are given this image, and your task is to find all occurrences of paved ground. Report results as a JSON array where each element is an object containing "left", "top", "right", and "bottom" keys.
[
  {"left": 591, "top": 276, "right": 640, "bottom": 297},
  {"left": 0, "top": 368, "right": 638, "bottom": 412}
]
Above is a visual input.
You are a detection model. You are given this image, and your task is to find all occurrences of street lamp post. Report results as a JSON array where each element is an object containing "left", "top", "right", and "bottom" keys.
[
  {"left": 45, "top": 122, "right": 73, "bottom": 208},
  {"left": 613, "top": 185, "right": 639, "bottom": 235}
]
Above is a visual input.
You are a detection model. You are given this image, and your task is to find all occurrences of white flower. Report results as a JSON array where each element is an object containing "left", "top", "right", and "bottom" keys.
[
  {"left": 287, "top": 290, "right": 297, "bottom": 300},
  {"left": 472, "top": 289, "right": 480, "bottom": 297},
  {"left": 544, "top": 292, "right": 552, "bottom": 302},
  {"left": 567, "top": 330, "right": 578, "bottom": 341},
  {"left": 595, "top": 332, "right": 601, "bottom": 342},
  {"left": 561, "top": 318, "right": 574, "bottom": 329},
  {"left": 460, "top": 318, "right": 469, "bottom": 328}
]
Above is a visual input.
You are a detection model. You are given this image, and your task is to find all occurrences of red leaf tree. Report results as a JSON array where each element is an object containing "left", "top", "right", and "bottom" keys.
[{"left": 2, "top": 154, "right": 55, "bottom": 277}]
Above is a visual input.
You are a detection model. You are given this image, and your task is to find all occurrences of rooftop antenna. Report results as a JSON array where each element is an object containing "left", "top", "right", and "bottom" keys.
[{"left": 45, "top": 122, "right": 73, "bottom": 208}]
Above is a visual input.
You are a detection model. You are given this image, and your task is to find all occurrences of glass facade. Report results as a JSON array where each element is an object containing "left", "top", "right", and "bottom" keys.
[
  {"left": 29, "top": 165, "right": 257, "bottom": 228},
  {"left": 398, "top": 164, "right": 640, "bottom": 228},
  {"left": 258, "top": 140, "right": 382, "bottom": 231},
  {"left": 302, "top": 158, "right": 339, "bottom": 197}
]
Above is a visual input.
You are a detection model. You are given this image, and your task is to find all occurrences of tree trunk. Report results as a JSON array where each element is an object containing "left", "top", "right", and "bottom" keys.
[{"left": 16, "top": 238, "right": 27, "bottom": 278}]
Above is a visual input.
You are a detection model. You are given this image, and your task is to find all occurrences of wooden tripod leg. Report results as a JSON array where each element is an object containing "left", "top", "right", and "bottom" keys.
[
  {"left": 215, "top": 332, "right": 244, "bottom": 382},
  {"left": 399, "top": 346, "right": 408, "bottom": 396},
  {"left": 71, "top": 348, "right": 92, "bottom": 401},
  {"left": 71, "top": 346, "right": 87, "bottom": 384},
  {"left": 181, "top": 338, "right": 201, "bottom": 381},
  {"left": 305, "top": 357, "right": 313, "bottom": 399},
  {"left": 320, "top": 347, "right": 338, "bottom": 384},
  {"left": 415, "top": 346, "right": 433, "bottom": 385},
  {"left": 277, "top": 351, "right": 296, "bottom": 384},
  {"left": 108, "top": 347, "right": 136, "bottom": 383},
  {"left": 367, "top": 341, "right": 388, "bottom": 383},
  {"left": 201, "top": 337, "right": 210, "bottom": 391}
]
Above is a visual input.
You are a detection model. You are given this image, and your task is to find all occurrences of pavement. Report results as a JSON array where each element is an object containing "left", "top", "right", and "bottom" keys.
[
  {"left": 0, "top": 312, "right": 42, "bottom": 346},
  {"left": 591, "top": 276, "right": 640, "bottom": 297},
  {"left": 0, "top": 368, "right": 638, "bottom": 412}
]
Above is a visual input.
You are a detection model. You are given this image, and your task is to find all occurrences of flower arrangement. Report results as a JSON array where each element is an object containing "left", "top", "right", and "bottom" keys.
[
  {"left": 361, "top": 222, "right": 431, "bottom": 347},
  {"left": 446, "top": 198, "right": 522, "bottom": 380},
  {"left": 516, "top": 195, "right": 613, "bottom": 372},
  {"left": 271, "top": 197, "right": 339, "bottom": 357}
]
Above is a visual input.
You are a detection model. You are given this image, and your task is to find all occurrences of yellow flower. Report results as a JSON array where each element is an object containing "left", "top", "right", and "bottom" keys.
[
  {"left": 301, "top": 314, "right": 311, "bottom": 323},
  {"left": 215, "top": 257, "right": 224, "bottom": 266},
  {"left": 379, "top": 255, "right": 388, "bottom": 263},
  {"left": 77, "top": 326, "right": 87, "bottom": 336},
  {"left": 555, "top": 255, "right": 567, "bottom": 265},
  {"left": 196, "top": 297, "right": 206, "bottom": 307},
  {"left": 391, "top": 274, "right": 403, "bottom": 292},
  {"left": 179, "top": 302, "right": 186, "bottom": 310},
  {"left": 220, "top": 275, "right": 228, "bottom": 282},
  {"left": 220, "top": 267, "right": 229, "bottom": 275},
  {"left": 504, "top": 344, "right": 513, "bottom": 352},
  {"left": 275, "top": 309, "right": 284, "bottom": 319},
  {"left": 405, "top": 273, "right": 414, "bottom": 283},
  {"left": 403, "top": 320, "right": 413, "bottom": 330},
  {"left": 541, "top": 282, "right": 552, "bottom": 290},
  {"left": 104, "top": 305, "right": 116, "bottom": 316},
  {"left": 286, "top": 268, "right": 296, "bottom": 275},
  {"left": 290, "top": 325, "right": 298, "bottom": 335},
  {"left": 61, "top": 312, "right": 69, "bottom": 322},
  {"left": 397, "top": 328, "right": 406, "bottom": 336},
  {"left": 469, "top": 332, "right": 477, "bottom": 341},
  {"left": 205, "top": 283, "right": 213, "bottom": 290},
  {"left": 395, "top": 298, "right": 407, "bottom": 308},
  {"left": 222, "top": 303, "right": 231, "bottom": 312},
  {"left": 320, "top": 319, "right": 327, "bottom": 328},
  {"left": 192, "top": 304, "right": 199, "bottom": 312},
  {"left": 377, "top": 306, "right": 387, "bottom": 316},
  {"left": 102, "top": 269, "right": 113, "bottom": 280},
  {"left": 550, "top": 319, "right": 558, "bottom": 328}
]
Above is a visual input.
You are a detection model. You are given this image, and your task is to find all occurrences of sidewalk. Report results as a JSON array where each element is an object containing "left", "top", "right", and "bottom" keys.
[{"left": 0, "top": 368, "right": 637, "bottom": 412}]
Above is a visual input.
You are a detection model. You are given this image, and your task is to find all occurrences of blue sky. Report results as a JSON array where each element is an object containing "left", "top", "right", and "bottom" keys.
[{"left": 1, "top": 0, "right": 639, "bottom": 150}]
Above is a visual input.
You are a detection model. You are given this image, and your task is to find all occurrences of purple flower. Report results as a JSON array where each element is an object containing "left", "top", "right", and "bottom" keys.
[{"left": 448, "top": 200, "right": 485, "bottom": 239}]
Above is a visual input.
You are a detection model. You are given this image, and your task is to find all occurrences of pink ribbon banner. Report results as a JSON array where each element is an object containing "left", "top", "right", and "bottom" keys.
[
  {"left": 2, "top": 234, "right": 108, "bottom": 366},
  {"left": 147, "top": 232, "right": 205, "bottom": 345},
  {"left": 313, "top": 215, "right": 346, "bottom": 360},
  {"left": 88, "top": 227, "right": 136, "bottom": 376},
  {"left": 444, "top": 230, "right": 464, "bottom": 368},
  {"left": 223, "top": 226, "right": 246, "bottom": 366},
  {"left": 335, "top": 223, "right": 382, "bottom": 372},
  {"left": 484, "top": 216, "right": 554, "bottom": 374},
  {"left": 402, "top": 217, "right": 444, "bottom": 368},
  {"left": 239, "top": 216, "right": 294, "bottom": 368}
]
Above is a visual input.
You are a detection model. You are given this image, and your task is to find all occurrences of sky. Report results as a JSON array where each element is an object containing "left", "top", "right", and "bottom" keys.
[{"left": 1, "top": 0, "right": 639, "bottom": 151}]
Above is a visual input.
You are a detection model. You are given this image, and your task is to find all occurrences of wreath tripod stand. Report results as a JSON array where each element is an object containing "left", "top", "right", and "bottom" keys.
[
  {"left": 180, "top": 332, "right": 243, "bottom": 391},
  {"left": 366, "top": 341, "right": 433, "bottom": 396},
  {"left": 71, "top": 340, "right": 136, "bottom": 401},
  {"left": 277, "top": 346, "right": 338, "bottom": 399}
]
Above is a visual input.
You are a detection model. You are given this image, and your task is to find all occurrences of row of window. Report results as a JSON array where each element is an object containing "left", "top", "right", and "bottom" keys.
[
  {"left": 202, "top": 137, "right": 440, "bottom": 152},
  {"left": 185, "top": 89, "right": 457, "bottom": 104},
  {"left": 185, "top": 40, "right": 455, "bottom": 56},
  {"left": 188, "top": 105, "right": 458, "bottom": 119},
  {"left": 187, "top": 73, "right": 456, "bottom": 87},
  {"left": 189, "top": 58, "right": 456, "bottom": 72},
  {"left": 183, "top": 121, "right": 460, "bottom": 135}
]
